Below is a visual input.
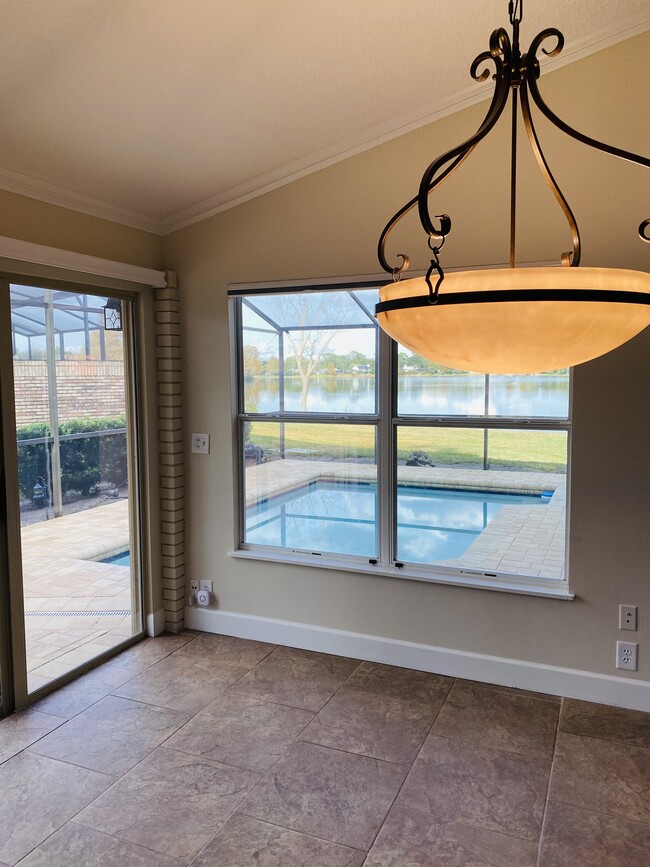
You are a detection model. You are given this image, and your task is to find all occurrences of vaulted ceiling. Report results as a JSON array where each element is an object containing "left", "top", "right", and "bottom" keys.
[{"left": 2, "top": 0, "right": 648, "bottom": 234}]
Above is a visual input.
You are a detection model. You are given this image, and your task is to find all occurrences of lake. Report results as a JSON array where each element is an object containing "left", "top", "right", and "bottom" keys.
[{"left": 244, "top": 374, "right": 569, "bottom": 417}]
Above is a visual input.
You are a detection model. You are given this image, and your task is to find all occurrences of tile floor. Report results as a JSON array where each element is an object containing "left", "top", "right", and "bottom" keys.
[{"left": 0, "top": 631, "right": 648, "bottom": 866}]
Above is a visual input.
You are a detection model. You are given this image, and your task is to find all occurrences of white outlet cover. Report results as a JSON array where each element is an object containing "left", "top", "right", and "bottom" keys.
[
  {"left": 191, "top": 433, "right": 210, "bottom": 454},
  {"left": 616, "top": 640, "right": 638, "bottom": 671}
]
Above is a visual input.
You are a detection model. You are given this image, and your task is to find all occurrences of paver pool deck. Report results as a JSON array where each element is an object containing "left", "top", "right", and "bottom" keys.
[{"left": 20, "top": 499, "right": 133, "bottom": 692}]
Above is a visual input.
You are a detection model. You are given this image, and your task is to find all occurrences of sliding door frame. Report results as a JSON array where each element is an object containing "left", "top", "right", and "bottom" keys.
[
  {"left": 0, "top": 273, "right": 151, "bottom": 711},
  {"left": 0, "top": 283, "right": 26, "bottom": 713}
]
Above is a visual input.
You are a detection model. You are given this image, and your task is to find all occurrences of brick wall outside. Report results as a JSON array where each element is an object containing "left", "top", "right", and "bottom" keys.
[{"left": 14, "top": 360, "right": 125, "bottom": 426}]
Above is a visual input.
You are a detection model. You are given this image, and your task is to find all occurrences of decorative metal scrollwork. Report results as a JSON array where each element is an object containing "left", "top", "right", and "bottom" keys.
[
  {"left": 640, "top": 220, "right": 650, "bottom": 244},
  {"left": 377, "top": 0, "right": 649, "bottom": 283}
]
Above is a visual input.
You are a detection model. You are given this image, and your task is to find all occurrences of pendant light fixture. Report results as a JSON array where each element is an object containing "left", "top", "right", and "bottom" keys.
[{"left": 375, "top": 0, "right": 650, "bottom": 374}]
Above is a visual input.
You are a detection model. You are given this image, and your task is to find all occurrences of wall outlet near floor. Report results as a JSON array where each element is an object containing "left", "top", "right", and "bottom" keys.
[
  {"left": 199, "top": 580, "right": 213, "bottom": 593},
  {"left": 618, "top": 605, "right": 638, "bottom": 631},
  {"left": 616, "top": 641, "right": 638, "bottom": 671},
  {"left": 190, "top": 579, "right": 200, "bottom": 593},
  {"left": 191, "top": 433, "right": 210, "bottom": 454}
]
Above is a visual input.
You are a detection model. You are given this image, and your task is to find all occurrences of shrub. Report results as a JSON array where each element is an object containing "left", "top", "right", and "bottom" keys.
[{"left": 17, "top": 415, "right": 128, "bottom": 501}]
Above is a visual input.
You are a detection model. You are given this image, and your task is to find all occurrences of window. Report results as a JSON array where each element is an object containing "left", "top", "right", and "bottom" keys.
[{"left": 231, "top": 280, "right": 570, "bottom": 594}]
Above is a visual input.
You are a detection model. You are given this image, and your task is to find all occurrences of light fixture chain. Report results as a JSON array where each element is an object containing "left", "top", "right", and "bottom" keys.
[
  {"left": 425, "top": 241, "right": 445, "bottom": 303},
  {"left": 509, "top": 0, "right": 523, "bottom": 26}
]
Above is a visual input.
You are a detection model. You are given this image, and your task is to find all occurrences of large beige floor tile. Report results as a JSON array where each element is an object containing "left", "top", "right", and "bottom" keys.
[
  {"left": 76, "top": 747, "right": 260, "bottom": 863},
  {"left": 431, "top": 681, "right": 559, "bottom": 757},
  {"left": 231, "top": 646, "right": 359, "bottom": 711},
  {"left": 166, "top": 692, "right": 313, "bottom": 772},
  {"left": 0, "top": 710, "right": 63, "bottom": 765},
  {"left": 538, "top": 802, "right": 650, "bottom": 867},
  {"left": 397, "top": 734, "right": 550, "bottom": 842},
  {"left": 112, "top": 654, "right": 242, "bottom": 714},
  {"left": 365, "top": 805, "right": 538, "bottom": 867},
  {"left": 28, "top": 695, "right": 189, "bottom": 775},
  {"left": 300, "top": 686, "right": 437, "bottom": 763},
  {"left": 239, "top": 741, "right": 408, "bottom": 850},
  {"left": 32, "top": 658, "right": 140, "bottom": 720},
  {"left": 345, "top": 661, "right": 453, "bottom": 704},
  {"left": 171, "top": 632, "right": 275, "bottom": 669},
  {"left": 549, "top": 732, "right": 650, "bottom": 824},
  {"left": 0, "top": 752, "right": 113, "bottom": 865},
  {"left": 16, "top": 822, "right": 184, "bottom": 867},
  {"left": 559, "top": 698, "right": 650, "bottom": 749},
  {"left": 192, "top": 814, "right": 365, "bottom": 866}
]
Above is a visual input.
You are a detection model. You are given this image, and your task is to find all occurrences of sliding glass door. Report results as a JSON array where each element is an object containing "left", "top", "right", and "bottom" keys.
[{"left": 1, "top": 279, "right": 144, "bottom": 701}]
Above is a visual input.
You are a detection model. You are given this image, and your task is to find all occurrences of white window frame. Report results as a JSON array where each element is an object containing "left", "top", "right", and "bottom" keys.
[{"left": 229, "top": 275, "right": 572, "bottom": 600}]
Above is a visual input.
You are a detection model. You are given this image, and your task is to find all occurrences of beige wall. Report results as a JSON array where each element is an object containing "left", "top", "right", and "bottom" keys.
[
  {"left": 0, "top": 189, "right": 162, "bottom": 269},
  {"left": 166, "top": 33, "right": 650, "bottom": 681}
]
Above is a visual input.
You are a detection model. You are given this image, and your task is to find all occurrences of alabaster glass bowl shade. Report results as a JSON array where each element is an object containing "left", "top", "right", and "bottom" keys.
[{"left": 376, "top": 267, "right": 650, "bottom": 374}]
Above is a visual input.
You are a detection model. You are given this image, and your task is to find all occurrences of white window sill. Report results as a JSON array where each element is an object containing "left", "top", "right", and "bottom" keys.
[{"left": 228, "top": 548, "right": 574, "bottom": 600}]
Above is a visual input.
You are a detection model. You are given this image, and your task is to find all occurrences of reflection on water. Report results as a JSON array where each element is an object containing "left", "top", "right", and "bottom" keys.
[
  {"left": 245, "top": 480, "right": 546, "bottom": 562},
  {"left": 244, "top": 374, "right": 569, "bottom": 417}
]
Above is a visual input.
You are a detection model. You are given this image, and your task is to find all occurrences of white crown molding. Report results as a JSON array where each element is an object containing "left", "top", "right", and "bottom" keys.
[
  {"left": 161, "top": 11, "right": 650, "bottom": 234},
  {"left": 186, "top": 607, "right": 650, "bottom": 712},
  {"left": 0, "top": 235, "right": 167, "bottom": 287},
  {"left": 0, "top": 11, "right": 647, "bottom": 237},
  {"left": 0, "top": 168, "right": 165, "bottom": 235}
]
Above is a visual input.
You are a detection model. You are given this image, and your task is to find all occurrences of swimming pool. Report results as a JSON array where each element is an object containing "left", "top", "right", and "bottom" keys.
[
  {"left": 245, "top": 480, "right": 547, "bottom": 563},
  {"left": 101, "top": 551, "right": 131, "bottom": 567}
]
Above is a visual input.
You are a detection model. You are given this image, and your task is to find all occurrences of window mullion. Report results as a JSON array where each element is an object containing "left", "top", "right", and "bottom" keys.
[{"left": 377, "top": 331, "right": 394, "bottom": 566}]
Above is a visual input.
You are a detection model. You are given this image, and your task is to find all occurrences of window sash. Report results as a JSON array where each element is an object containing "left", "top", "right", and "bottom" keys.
[{"left": 231, "top": 290, "right": 571, "bottom": 588}]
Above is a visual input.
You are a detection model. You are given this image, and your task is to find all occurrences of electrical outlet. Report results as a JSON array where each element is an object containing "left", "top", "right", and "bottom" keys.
[
  {"left": 619, "top": 605, "right": 638, "bottom": 631},
  {"left": 199, "top": 580, "right": 213, "bottom": 593},
  {"left": 191, "top": 433, "right": 210, "bottom": 455},
  {"left": 616, "top": 641, "right": 638, "bottom": 671},
  {"left": 190, "top": 579, "right": 199, "bottom": 593}
]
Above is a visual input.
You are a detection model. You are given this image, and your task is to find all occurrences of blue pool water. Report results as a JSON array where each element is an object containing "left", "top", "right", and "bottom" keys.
[
  {"left": 101, "top": 551, "right": 131, "bottom": 567},
  {"left": 246, "top": 481, "right": 546, "bottom": 564}
]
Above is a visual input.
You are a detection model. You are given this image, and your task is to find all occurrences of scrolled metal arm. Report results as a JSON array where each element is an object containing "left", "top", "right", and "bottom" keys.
[
  {"left": 377, "top": 28, "right": 513, "bottom": 276},
  {"left": 417, "top": 58, "right": 510, "bottom": 239},
  {"left": 527, "top": 27, "right": 564, "bottom": 65},
  {"left": 377, "top": 4, "right": 649, "bottom": 279},
  {"left": 519, "top": 80, "right": 581, "bottom": 266},
  {"left": 525, "top": 34, "right": 649, "bottom": 245},
  {"left": 640, "top": 220, "right": 650, "bottom": 244}
]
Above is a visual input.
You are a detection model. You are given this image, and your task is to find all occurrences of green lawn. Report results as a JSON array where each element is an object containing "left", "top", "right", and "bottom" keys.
[{"left": 248, "top": 422, "right": 566, "bottom": 473}]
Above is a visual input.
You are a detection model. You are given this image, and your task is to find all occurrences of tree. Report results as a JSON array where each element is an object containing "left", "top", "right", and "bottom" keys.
[
  {"left": 243, "top": 344, "right": 263, "bottom": 376},
  {"left": 278, "top": 294, "right": 361, "bottom": 411},
  {"left": 265, "top": 356, "right": 279, "bottom": 376}
]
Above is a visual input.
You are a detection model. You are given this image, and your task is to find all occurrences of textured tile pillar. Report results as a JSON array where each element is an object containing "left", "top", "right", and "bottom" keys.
[{"left": 156, "top": 273, "right": 185, "bottom": 632}]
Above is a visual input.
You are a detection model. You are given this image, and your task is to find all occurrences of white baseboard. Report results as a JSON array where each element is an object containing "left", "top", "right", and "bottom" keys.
[
  {"left": 185, "top": 606, "right": 650, "bottom": 712},
  {"left": 146, "top": 607, "right": 166, "bottom": 637}
]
